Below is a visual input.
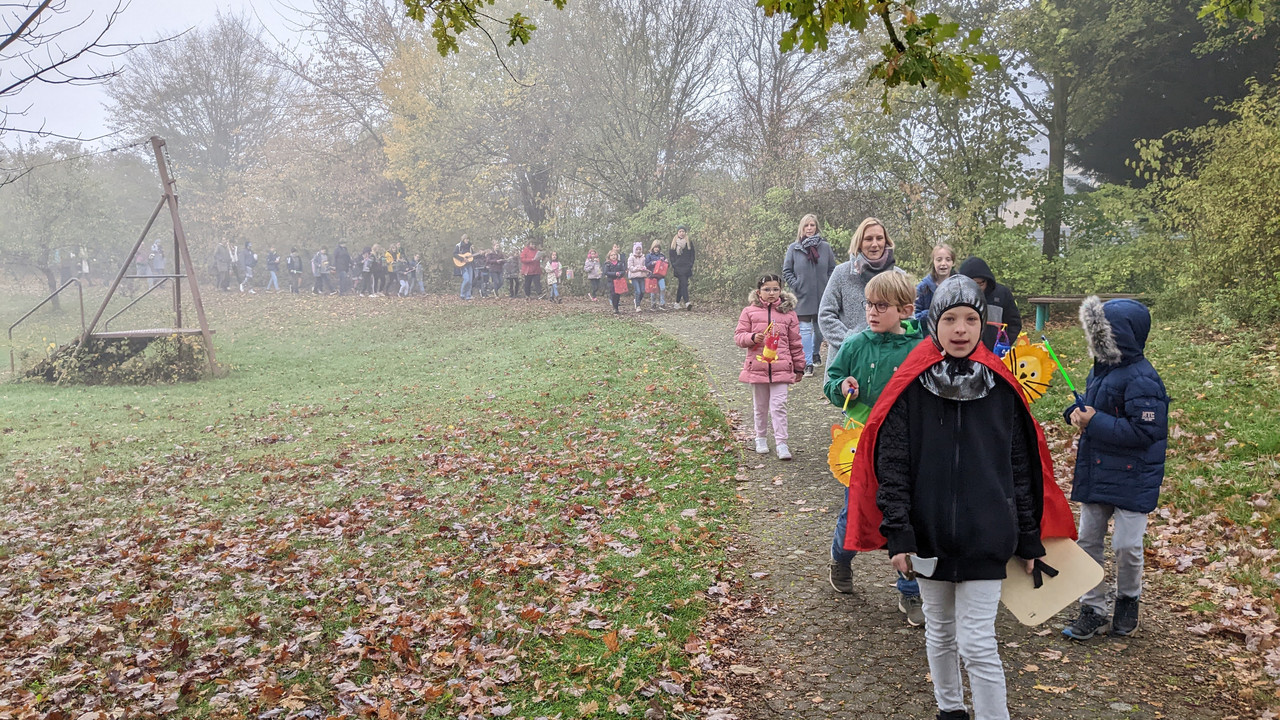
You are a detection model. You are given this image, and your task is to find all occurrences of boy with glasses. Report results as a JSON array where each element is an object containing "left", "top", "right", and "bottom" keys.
[{"left": 823, "top": 271, "right": 926, "bottom": 625}]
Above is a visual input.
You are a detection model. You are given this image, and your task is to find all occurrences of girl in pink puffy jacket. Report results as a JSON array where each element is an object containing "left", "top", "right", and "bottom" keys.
[{"left": 735, "top": 273, "right": 806, "bottom": 460}]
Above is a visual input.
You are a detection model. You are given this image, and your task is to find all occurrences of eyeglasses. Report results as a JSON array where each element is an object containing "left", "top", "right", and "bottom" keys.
[{"left": 865, "top": 301, "right": 893, "bottom": 313}]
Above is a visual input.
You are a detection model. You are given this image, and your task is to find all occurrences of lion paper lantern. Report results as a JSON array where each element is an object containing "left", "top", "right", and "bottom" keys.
[
  {"left": 1002, "top": 334, "right": 1056, "bottom": 402},
  {"left": 827, "top": 422, "right": 864, "bottom": 487}
]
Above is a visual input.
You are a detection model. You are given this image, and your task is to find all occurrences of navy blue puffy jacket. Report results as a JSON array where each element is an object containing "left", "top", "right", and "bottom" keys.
[{"left": 1065, "top": 298, "right": 1170, "bottom": 513}]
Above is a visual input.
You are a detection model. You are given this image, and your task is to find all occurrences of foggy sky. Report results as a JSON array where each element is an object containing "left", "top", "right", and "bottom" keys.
[{"left": 5, "top": 0, "right": 303, "bottom": 146}]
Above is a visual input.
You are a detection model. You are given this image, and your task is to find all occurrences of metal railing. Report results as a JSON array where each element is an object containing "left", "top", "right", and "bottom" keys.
[
  {"left": 8, "top": 278, "right": 85, "bottom": 374},
  {"left": 104, "top": 277, "right": 169, "bottom": 331}
]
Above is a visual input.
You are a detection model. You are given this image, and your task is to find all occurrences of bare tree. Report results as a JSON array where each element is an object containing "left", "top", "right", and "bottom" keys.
[
  {"left": 103, "top": 11, "right": 297, "bottom": 187},
  {"left": 1, "top": 1, "right": 145, "bottom": 140},
  {"left": 565, "top": 0, "right": 724, "bottom": 212},
  {"left": 265, "top": 0, "right": 411, "bottom": 145},
  {"left": 723, "top": 0, "right": 834, "bottom": 195}
]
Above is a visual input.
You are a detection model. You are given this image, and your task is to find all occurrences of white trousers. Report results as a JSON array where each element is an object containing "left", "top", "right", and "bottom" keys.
[
  {"left": 1078, "top": 502, "right": 1148, "bottom": 612},
  {"left": 751, "top": 382, "right": 789, "bottom": 442},
  {"left": 918, "top": 578, "right": 1009, "bottom": 720}
]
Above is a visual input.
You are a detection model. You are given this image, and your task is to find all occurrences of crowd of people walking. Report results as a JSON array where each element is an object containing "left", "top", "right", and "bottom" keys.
[
  {"left": 450, "top": 226, "right": 697, "bottom": 314},
  {"left": 210, "top": 240, "right": 428, "bottom": 297}
]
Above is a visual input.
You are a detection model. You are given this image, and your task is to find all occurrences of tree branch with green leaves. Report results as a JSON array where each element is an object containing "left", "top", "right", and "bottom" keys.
[
  {"left": 756, "top": 0, "right": 999, "bottom": 106},
  {"left": 401, "top": 0, "right": 567, "bottom": 56}
]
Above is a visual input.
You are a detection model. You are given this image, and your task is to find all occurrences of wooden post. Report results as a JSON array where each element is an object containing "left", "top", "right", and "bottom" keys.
[{"left": 151, "top": 136, "right": 216, "bottom": 374}]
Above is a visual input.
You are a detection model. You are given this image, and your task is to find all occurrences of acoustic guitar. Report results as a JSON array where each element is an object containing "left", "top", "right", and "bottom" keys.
[{"left": 452, "top": 252, "right": 474, "bottom": 268}]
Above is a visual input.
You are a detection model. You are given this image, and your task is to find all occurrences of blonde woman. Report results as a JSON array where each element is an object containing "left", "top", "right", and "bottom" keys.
[
  {"left": 817, "top": 217, "right": 905, "bottom": 353},
  {"left": 781, "top": 213, "right": 838, "bottom": 376}
]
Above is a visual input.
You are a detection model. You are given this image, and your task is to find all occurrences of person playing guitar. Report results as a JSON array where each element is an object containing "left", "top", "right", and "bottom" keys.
[{"left": 454, "top": 234, "right": 476, "bottom": 300}]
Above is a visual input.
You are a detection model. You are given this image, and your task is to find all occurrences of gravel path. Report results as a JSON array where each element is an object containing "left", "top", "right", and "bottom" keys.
[{"left": 641, "top": 305, "right": 1242, "bottom": 720}]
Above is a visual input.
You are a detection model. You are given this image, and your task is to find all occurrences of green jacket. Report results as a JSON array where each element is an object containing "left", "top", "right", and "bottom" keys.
[{"left": 823, "top": 319, "right": 924, "bottom": 423}]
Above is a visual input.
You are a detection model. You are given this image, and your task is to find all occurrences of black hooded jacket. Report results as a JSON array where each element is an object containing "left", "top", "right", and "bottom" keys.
[
  {"left": 333, "top": 244, "right": 353, "bottom": 273},
  {"left": 875, "top": 276, "right": 1044, "bottom": 582},
  {"left": 957, "top": 257, "right": 1021, "bottom": 349}
]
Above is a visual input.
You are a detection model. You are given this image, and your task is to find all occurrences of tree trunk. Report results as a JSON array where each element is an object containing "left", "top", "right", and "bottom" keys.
[
  {"left": 41, "top": 266, "right": 61, "bottom": 311},
  {"left": 1042, "top": 76, "right": 1068, "bottom": 260},
  {"left": 517, "top": 164, "right": 551, "bottom": 228}
]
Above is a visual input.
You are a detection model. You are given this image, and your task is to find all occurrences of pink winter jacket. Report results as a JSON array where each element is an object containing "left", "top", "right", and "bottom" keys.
[{"left": 734, "top": 289, "right": 806, "bottom": 384}]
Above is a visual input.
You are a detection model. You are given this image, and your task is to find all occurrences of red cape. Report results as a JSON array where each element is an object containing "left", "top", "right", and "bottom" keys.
[{"left": 842, "top": 341, "right": 1077, "bottom": 553}]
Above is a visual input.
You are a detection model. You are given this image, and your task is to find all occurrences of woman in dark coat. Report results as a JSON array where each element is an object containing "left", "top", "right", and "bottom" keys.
[
  {"left": 782, "top": 213, "right": 838, "bottom": 376},
  {"left": 669, "top": 225, "right": 696, "bottom": 310}
]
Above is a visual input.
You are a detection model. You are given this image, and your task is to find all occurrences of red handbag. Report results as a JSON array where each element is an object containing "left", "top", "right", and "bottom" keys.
[
  {"left": 613, "top": 277, "right": 628, "bottom": 294},
  {"left": 644, "top": 277, "right": 658, "bottom": 294},
  {"left": 651, "top": 259, "right": 669, "bottom": 278}
]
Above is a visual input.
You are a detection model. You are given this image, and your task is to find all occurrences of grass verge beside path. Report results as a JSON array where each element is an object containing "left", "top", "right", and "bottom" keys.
[{"left": 0, "top": 293, "right": 742, "bottom": 719}]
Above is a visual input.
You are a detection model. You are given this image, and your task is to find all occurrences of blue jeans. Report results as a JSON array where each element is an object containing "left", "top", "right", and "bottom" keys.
[
  {"left": 267, "top": 270, "right": 279, "bottom": 291},
  {"left": 832, "top": 487, "right": 919, "bottom": 596},
  {"left": 632, "top": 278, "right": 645, "bottom": 305},
  {"left": 649, "top": 277, "right": 666, "bottom": 305},
  {"left": 460, "top": 266, "right": 474, "bottom": 299},
  {"left": 798, "top": 315, "right": 823, "bottom": 366},
  {"left": 549, "top": 282, "right": 559, "bottom": 299}
]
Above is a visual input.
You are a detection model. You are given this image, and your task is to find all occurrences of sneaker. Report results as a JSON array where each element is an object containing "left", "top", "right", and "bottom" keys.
[
  {"left": 1111, "top": 595, "right": 1140, "bottom": 637},
  {"left": 248, "top": 289, "right": 256, "bottom": 294},
  {"left": 1062, "top": 604, "right": 1110, "bottom": 641},
  {"left": 828, "top": 560, "right": 853, "bottom": 593},
  {"left": 754, "top": 437, "right": 769, "bottom": 454},
  {"left": 899, "top": 593, "right": 925, "bottom": 627},
  {"left": 685, "top": 302, "right": 692, "bottom": 310},
  {"left": 776, "top": 443, "right": 791, "bottom": 460},
  {"left": 936, "top": 710, "right": 970, "bottom": 720},
  {"left": 804, "top": 364, "right": 814, "bottom": 378},
  {"left": 634, "top": 304, "right": 641, "bottom": 313}
]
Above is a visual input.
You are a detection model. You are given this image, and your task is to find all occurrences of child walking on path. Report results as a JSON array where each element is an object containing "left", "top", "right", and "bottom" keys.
[
  {"left": 914, "top": 244, "right": 955, "bottom": 327},
  {"left": 627, "top": 242, "right": 648, "bottom": 312},
  {"left": 604, "top": 250, "right": 627, "bottom": 315},
  {"left": 842, "top": 276, "right": 1077, "bottom": 720},
  {"left": 822, "top": 272, "right": 926, "bottom": 625},
  {"left": 584, "top": 250, "right": 603, "bottom": 301},
  {"left": 545, "top": 251, "right": 562, "bottom": 303},
  {"left": 645, "top": 242, "right": 668, "bottom": 309},
  {"left": 957, "top": 257, "right": 1021, "bottom": 350},
  {"left": 1062, "top": 297, "right": 1170, "bottom": 641},
  {"left": 735, "top": 274, "right": 806, "bottom": 461}
]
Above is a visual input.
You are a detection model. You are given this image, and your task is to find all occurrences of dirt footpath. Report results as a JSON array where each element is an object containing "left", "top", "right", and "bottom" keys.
[{"left": 644, "top": 306, "right": 1245, "bottom": 720}]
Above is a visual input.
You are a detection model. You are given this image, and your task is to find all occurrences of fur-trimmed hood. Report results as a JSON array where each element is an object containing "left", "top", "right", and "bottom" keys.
[
  {"left": 748, "top": 288, "right": 796, "bottom": 314},
  {"left": 1080, "top": 296, "right": 1149, "bottom": 367}
]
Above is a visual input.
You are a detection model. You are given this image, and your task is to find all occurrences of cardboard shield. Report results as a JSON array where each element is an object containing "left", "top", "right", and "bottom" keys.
[{"left": 1001, "top": 537, "right": 1104, "bottom": 626}]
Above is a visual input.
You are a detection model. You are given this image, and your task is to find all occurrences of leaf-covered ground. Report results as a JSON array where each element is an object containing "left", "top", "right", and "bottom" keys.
[{"left": 0, "top": 293, "right": 747, "bottom": 719}]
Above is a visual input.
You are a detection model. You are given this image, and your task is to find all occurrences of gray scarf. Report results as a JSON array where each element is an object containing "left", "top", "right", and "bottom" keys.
[{"left": 852, "top": 247, "right": 895, "bottom": 276}]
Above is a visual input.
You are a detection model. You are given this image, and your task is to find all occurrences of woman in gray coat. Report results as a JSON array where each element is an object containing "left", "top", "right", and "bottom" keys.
[
  {"left": 781, "top": 214, "right": 837, "bottom": 377},
  {"left": 817, "top": 217, "right": 906, "bottom": 354}
]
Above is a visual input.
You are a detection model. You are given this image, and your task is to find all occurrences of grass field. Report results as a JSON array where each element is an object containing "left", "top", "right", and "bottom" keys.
[
  {"left": 5, "top": 288, "right": 1280, "bottom": 713},
  {"left": 1, "top": 291, "right": 742, "bottom": 719}
]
